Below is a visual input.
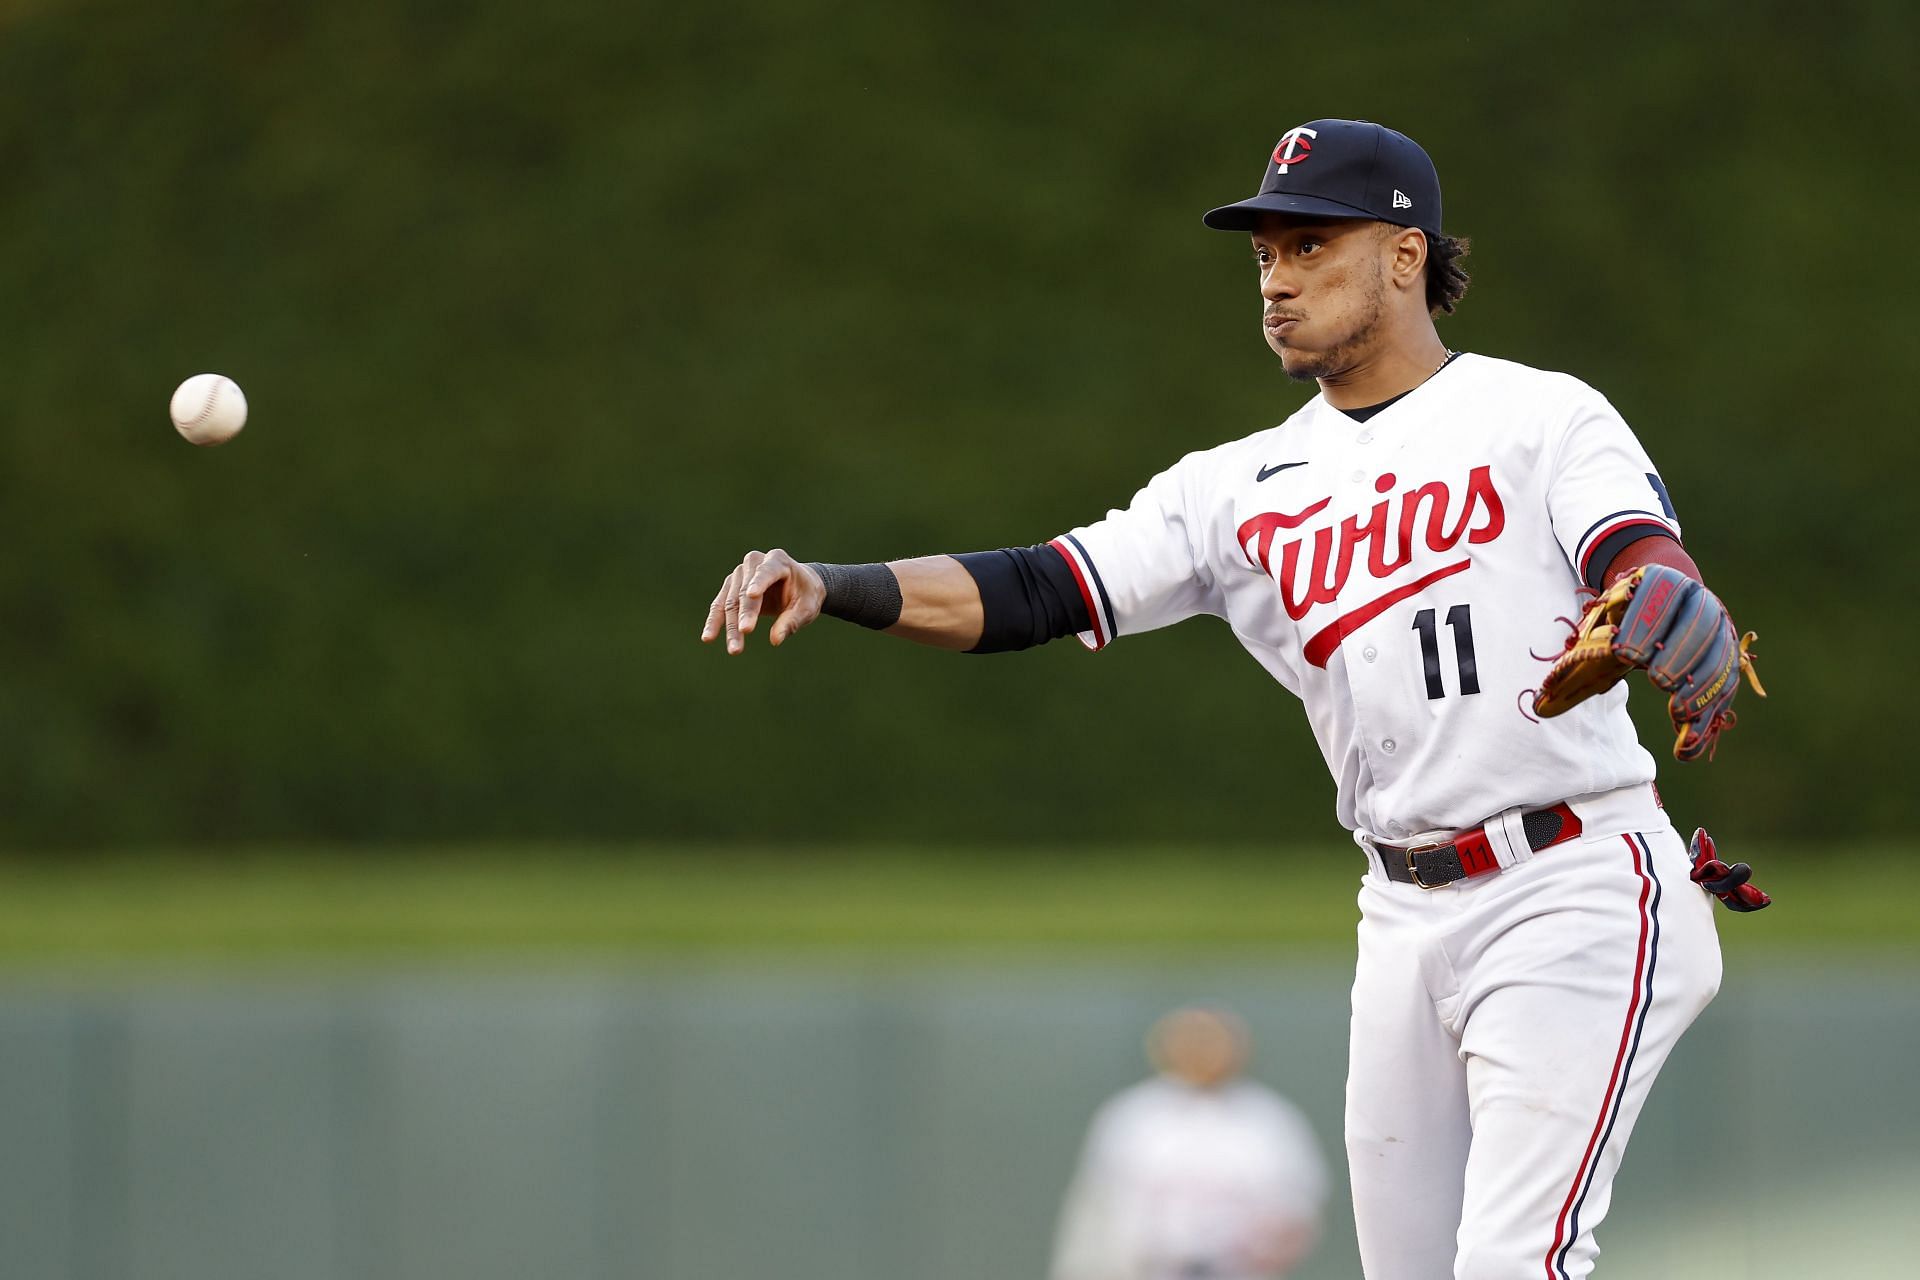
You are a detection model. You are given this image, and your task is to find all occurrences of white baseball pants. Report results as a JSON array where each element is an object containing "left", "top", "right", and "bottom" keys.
[{"left": 1345, "top": 786, "right": 1722, "bottom": 1279}]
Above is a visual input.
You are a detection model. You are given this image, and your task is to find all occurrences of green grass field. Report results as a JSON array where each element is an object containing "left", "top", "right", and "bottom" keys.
[{"left": 0, "top": 843, "right": 1907, "bottom": 965}]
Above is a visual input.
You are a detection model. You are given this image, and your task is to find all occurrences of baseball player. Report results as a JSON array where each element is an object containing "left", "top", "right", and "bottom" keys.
[
  {"left": 1050, "top": 1006, "right": 1328, "bottom": 1280},
  {"left": 700, "top": 118, "right": 1768, "bottom": 1278}
]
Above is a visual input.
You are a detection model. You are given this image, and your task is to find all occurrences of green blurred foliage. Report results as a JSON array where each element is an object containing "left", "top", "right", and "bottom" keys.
[{"left": 0, "top": 0, "right": 1912, "bottom": 848}]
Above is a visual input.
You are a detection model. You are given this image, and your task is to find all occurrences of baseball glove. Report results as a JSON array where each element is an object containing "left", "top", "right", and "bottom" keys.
[
  {"left": 1532, "top": 564, "right": 1764, "bottom": 762},
  {"left": 1688, "top": 827, "right": 1771, "bottom": 912}
]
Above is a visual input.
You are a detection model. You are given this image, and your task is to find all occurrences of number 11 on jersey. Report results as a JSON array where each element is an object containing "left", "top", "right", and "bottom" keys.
[{"left": 1412, "top": 604, "right": 1480, "bottom": 700}]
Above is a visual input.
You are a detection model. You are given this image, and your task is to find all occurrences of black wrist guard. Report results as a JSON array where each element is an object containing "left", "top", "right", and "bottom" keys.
[{"left": 807, "top": 562, "right": 903, "bottom": 631}]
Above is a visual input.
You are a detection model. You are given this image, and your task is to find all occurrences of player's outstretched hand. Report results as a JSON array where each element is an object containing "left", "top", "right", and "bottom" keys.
[{"left": 700, "top": 549, "right": 825, "bottom": 654}]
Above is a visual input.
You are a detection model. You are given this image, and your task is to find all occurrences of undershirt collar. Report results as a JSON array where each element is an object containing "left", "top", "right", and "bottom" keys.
[{"left": 1336, "top": 350, "right": 1463, "bottom": 423}]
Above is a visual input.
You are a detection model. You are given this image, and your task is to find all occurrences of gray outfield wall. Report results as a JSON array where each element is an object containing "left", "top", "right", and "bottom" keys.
[{"left": 0, "top": 962, "right": 1914, "bottom": 1280}]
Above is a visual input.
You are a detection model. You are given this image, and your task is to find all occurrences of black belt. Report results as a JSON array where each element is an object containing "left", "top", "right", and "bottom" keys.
[{"left": 1375, "top": 802, "right": 1585, "bottom": 889}]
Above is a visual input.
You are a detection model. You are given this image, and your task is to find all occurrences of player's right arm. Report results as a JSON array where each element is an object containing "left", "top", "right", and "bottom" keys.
[
  {"left": 699, "top": 549, "right": 985, "bottom": 654},
  {"left": 703, "top": 451, "right": 1226, "bottom": 658}
]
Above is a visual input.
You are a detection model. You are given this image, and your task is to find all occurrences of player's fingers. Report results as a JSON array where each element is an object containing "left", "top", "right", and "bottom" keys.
[
  {"left": 722, "top": 566, "right": 747, "bottom": 654},
  {"left": 736, "top": 551, "right": 776, "bottom": 635},
  {"left": 768, "top": 559, "right": 824, "bottom": 647},
  {"left": 700, "top": 579, "right": 731, "bottom": 642},
  {"left": 704, "top": 553, "right": 761, "bottom": 644},
  {"left": 768, "top": 590, "right": 821, "bottom": 647}
]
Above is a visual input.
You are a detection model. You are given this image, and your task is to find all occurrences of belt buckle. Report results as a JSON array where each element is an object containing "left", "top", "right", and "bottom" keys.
[{"left": 1403, "top": 842, "right": 1448, "bottom": 890}]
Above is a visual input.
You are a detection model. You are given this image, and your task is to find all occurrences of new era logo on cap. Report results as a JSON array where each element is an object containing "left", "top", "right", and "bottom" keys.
[{"left": 1203, "top": 118, "right": 1444, "bottom": 239}]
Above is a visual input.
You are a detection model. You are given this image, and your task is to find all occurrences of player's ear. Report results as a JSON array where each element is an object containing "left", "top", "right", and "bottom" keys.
[{"left": 1383, "top": 225, "right": 1428, "bottom": 291}]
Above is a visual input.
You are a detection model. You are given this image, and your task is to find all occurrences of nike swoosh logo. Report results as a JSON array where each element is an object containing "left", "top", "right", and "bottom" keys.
[{"left": 1257, "top": 461, "right": 1308, "bottom": 482}]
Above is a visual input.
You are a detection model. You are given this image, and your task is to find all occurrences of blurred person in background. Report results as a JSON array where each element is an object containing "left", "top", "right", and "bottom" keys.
[{"left": 1050, "top": 1006, "right": 1328, "bottom": 1280}]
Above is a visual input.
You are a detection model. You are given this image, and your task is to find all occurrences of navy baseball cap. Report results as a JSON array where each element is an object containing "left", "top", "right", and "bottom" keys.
[{"left": 1202, "top": 119, "right": 1443, "bottom": 238}]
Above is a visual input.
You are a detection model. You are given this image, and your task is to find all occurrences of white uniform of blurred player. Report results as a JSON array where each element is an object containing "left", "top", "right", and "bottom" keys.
[{"left": 1051, "top": 1008, "right": 1328, "bottom": 1280}]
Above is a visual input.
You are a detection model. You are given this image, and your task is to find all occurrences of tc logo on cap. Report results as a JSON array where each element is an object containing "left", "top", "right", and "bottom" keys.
[{"left": 1271, "top": 126, "right": 1318, "bottom": 174}]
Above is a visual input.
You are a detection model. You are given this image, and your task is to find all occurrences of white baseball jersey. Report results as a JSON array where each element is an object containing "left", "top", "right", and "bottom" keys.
[
  {"left": 1048, "top": 353, "right": 1682, "bottom": 843},
  {"left": 1050, "top": 1076, "right": 1328, "bottom": 1280}
]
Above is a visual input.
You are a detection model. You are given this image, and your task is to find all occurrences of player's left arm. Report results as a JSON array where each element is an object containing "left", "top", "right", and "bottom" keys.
[{"left": 1538, "top": 390, "right": 1765, "bottom": 761}]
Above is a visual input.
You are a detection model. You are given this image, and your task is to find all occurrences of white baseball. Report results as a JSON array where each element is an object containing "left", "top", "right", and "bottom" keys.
[{"left": 169, "top": 374, "right": 248, "bottom": 446}]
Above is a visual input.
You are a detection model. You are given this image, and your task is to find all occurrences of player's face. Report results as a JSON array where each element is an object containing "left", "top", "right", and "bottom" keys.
[
  {"left": 1151, "top": 1009, "right": 1250, "bottom": 1088},
  {"left": 1251, "top": 216, "right": 1392, "bottom": 381}
]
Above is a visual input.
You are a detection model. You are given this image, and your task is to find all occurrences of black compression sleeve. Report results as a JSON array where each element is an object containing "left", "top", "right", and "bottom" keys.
[{"left": 955, "top": 545, "right": 1092, "bottom": 653}]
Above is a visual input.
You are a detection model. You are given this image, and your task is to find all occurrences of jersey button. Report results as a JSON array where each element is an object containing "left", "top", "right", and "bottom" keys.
[
  {"left": 1357, "top": 431, "right": 1374, "bottom": 444},
  {"left": 1349, "top": 469, "right": 1366, "bottom": 483},
  {"left": 1362, "top": 645, "right": 1378, "bottom": 662},
  {"left": 1382, "top": 738, "right": 1397, "bottom": 753}
]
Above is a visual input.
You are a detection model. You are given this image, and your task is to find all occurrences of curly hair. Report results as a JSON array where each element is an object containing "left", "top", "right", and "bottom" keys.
[{"left": 1425, "top": 233, "right": 1472, "bottom": 315}]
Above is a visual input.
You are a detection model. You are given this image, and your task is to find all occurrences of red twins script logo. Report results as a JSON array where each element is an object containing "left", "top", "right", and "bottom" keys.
[{"left": 1237, "top": 465, "right": 1506, "bottom": 667}]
